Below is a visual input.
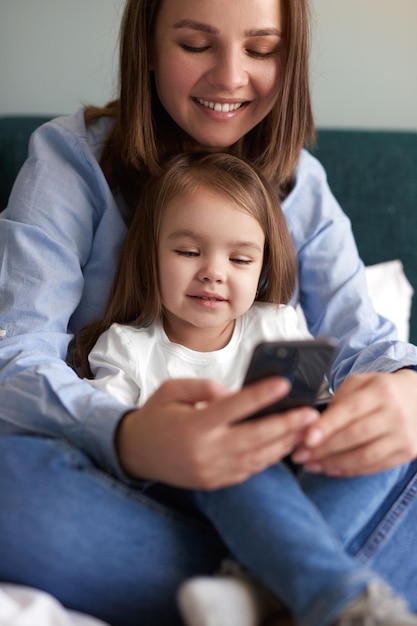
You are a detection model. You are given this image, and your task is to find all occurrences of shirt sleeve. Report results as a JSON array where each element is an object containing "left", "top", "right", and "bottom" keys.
[
  {"left": 284, "top": 151, "right": 417, "bottom": 389},
  {"left": 87, "top": 325, "right": 142, "bottom": 408},
  {"left": 0, "top": 113, "right": 135, "bottom": 478}
]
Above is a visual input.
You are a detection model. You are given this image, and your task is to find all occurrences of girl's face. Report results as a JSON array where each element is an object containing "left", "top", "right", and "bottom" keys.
[
  {"left": 157, "top": 185, "right": 265, "bottom": 351},
  {"left": 152, "top": 0, "right": 285, "bottom": 149}
]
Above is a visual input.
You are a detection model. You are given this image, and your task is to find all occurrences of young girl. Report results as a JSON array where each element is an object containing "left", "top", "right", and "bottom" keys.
[
  {"left": 70, "top": 152, "right": 299, "bottom": 390},
  {"left": 68, "top": 152, "right": 417, "bottom": 626},
  {"left": 1, "top": 1, "right": 417, "bottom": 626}
]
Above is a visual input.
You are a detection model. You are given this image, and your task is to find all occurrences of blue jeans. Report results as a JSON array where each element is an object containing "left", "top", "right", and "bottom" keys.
[
  {"left": 0, "top": 436, "right": 416, "bottom": 626},
  {"left": 191, "top": 460, "right": 409, "bottom": 626}
]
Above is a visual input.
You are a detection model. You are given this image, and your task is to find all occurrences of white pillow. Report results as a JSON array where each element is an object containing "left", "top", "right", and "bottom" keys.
[
  {"left": 365, "top": 260, "right": 413, "bottom": 342},
  {"left": 296, "top": 260, "right": 413, "bottom": 342}
]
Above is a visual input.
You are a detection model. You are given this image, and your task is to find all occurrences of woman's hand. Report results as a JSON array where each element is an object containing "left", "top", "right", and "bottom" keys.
[
  {"left": 292, "top": 369, "right": 417, "bottom": 476},
  {"left": 115, "top": 377, "right": 319, "bottom": 490}
]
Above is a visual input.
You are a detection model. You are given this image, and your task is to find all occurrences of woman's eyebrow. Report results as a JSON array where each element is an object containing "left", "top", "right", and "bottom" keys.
[
  {"left": 173, "top": 21, "right": 283, "bottom": 39},
  {"left": 244, "top": 27, "right": 283, "bottom": 38},
  {"left": 173, "top": 20, "right": 219, "bottom": 35}
]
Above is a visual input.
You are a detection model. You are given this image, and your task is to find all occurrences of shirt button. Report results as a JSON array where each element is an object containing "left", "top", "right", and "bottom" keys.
[{"left": 0, "top": 329, "right": 6, "bottom": 338}]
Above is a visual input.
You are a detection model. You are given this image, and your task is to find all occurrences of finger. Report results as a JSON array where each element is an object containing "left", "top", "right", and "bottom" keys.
[
  {"left": 303, "top": 435, "right": 407, "bottom": 477},
  {"left": 236, "top": 430, "right": 313, "bottom": 478},
  {"left": 234, "top": 405, "right": 319, "bottom": 450},
  {"left": 200, "top": 376, "right": 292, "bottom": 428},
  {"left": 205, "top": 421, "right": 316, "bottom": 488},
  {"left": 301, "top": 376, "right": 386, "bottom": 449},
  {"left": 293, "top": 408, "right": 393, "bottom": 464}
]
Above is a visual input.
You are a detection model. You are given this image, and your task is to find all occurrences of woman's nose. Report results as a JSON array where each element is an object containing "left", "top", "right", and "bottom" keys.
[{"left": 206, "top": 45, "right": 249, "bottom": 92}]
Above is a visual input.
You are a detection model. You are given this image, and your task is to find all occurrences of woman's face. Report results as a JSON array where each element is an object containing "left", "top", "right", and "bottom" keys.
[{"left": 152, "top": 0, "right": 285, "bottom": 149}]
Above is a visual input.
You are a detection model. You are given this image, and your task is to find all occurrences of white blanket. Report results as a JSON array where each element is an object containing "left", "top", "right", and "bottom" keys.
[{"left": 0, "top": 585, "right": 109, "bottom": 626}]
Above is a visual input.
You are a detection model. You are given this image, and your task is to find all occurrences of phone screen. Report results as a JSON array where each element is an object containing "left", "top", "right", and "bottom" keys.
[{"left": 242, "top": 338, "right": 338, "bottom": 420}]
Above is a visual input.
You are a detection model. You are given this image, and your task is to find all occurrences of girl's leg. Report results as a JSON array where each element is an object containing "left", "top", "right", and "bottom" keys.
[
  {"left": 191, "top": 463, "right": 375, "bottom": 626},
  {"left": 298, "top": 463, "right": 417, "bottom": 610},
  {"left": 298, "top": 464, "right": 410, "bottom": 547},
  {"left": 349, "top": 461, "right": 417, "bottom": 611},
  {"left": 0, "top": 436, "right": 227, "bottom": 626}
]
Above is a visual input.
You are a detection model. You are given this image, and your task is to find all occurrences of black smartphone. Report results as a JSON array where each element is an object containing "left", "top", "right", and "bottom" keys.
[{"left": 241, "top": 338, "right": 338, "bottom": 420}]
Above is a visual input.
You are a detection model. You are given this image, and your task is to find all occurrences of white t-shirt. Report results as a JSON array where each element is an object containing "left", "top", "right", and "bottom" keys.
[{"left": 87, "top": 302, "right": 306, "bottom": 407}]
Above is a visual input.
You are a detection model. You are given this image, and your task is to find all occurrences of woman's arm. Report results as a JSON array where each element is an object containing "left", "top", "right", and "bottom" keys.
[
  {"left": 0, "top": 112, "right": 132, "bottom": 476},
  {"left": 115, "top": 376, "right": 321, "bottom": 489},
  {"left": 285, "top": 151, "right": 417, "bottom": 474},
  {"left": 284, "top": 150, "right": 417, "bottom": 386}
]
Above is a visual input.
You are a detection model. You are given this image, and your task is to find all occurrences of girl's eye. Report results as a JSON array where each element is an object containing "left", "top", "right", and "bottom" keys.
[
  {"left": 231, "top": 257, "right": 252, "bottom": 265},
  {"left": 176, "top": 249, "right": 199, "bottom": 257}
]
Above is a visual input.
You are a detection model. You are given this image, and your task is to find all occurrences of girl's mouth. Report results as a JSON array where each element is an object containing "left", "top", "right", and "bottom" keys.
[{"left": 190, "top": 295, "right": 227, "bottom": 302}]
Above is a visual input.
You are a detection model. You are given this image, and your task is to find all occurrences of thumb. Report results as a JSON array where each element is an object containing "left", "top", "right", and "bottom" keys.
[{"left": 202, "top": 376, "right": 291, "bottom": 428}]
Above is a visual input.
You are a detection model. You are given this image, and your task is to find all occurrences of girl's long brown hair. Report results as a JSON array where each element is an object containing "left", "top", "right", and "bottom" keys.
[
  {"left": 84, "top": 0, "right": 315, "bottom": 206},
  {"left": 68, "top": 152, "right": 297, "bottom": 378}
]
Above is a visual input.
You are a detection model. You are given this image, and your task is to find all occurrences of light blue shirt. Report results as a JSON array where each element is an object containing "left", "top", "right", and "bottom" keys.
[{"left": 0, "top": 109, "right": 416, "bottom": 477}]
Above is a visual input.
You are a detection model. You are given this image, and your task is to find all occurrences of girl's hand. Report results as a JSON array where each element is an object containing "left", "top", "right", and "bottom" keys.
[
  {"left": 115, "top": 377, "right": 319, "bottom": 490},
  {"left": 292, "top": 369, "right": 417, "bottom": 476}
]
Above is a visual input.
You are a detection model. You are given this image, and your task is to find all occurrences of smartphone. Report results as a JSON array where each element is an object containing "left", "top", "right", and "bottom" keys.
[{"left": 241, "top": 338, "right": 338, "bottom": 420}]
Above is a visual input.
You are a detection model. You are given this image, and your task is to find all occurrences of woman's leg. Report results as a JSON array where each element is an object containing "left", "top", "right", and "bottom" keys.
[{"left": 0, "top": 436, "right": 227, "bottom": 626}]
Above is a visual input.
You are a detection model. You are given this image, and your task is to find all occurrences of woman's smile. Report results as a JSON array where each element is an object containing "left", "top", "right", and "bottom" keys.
[
  {"left": 152, "top": 0, "right": 284, "bottom": 148},
  {"left": 194, "top": 98, "right": 247, "bottom": 114}
]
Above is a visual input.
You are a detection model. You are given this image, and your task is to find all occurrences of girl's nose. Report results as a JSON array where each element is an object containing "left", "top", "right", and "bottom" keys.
[
  {"left": 206, "top": 45, "right": 249, "bottom": 92},
  {"left": 197, "top": 260, "right": 226, "bottom": 283}
]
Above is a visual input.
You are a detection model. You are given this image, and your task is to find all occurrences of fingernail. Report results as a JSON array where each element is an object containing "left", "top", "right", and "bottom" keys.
[
  {"left": 326, "top": 469, "right": 343, "bottom": 477},
  {"left": 301, "top": 410, "right": 320, "bottom": 426},
  {"left": 292, "top": 449, "right": 311, "bottom": 463},
  {"left": 304, "top": 462, "right": 323, "bottom": 474},
  {"left": 305, "top": 428, "right": 323, "bottom": 446}
]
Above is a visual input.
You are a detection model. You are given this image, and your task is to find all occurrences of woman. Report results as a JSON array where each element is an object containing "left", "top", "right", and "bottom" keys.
[{"left": 0, "top": 1, "right": 417, "bottom": 625}]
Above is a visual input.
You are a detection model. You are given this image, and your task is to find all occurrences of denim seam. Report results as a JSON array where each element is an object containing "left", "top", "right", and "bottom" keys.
[{"left": 356, "top": 472, "right": 417, "bottom": 563}]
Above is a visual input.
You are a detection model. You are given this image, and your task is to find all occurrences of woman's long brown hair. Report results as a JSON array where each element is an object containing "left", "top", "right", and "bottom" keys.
[
  {"left": 68, "top": 153, "right": 297, "bottom": 378},
  {"left": 84, "top": 0, "right": 315, "bottom": 206}
]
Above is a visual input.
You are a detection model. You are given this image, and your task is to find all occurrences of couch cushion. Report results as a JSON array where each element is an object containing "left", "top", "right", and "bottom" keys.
[
  {"left": 0, "top": 115, "right": 52, "bottom": 211},
  {"left": 311, "top": 130, "right": 417, "bottom": 344}
]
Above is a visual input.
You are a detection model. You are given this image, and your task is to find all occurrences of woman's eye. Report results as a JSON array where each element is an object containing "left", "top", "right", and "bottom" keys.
[
  {"left": 180, "top": 44, "right": 210, "bottom": 54},
  {"left": 246, "top": 49, "right": 275, "bottom": 59}
]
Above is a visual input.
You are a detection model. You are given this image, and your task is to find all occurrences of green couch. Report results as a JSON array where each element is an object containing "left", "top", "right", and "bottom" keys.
[{"left": 1, "top": 115, "right": 416, "bottom": 342}]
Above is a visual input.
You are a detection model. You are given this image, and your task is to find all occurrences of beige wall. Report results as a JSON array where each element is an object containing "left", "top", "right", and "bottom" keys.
[
  {"left": 311, "top": 0, "right": 417, "bottom": 129},
  {"left": 1, "top": 0, "right": 416, "bottom": 129}
]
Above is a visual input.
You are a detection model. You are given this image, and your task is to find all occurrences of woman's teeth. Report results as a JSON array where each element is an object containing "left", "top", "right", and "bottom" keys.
[{"left": 197, "top": 99, "right": 243, "bottom": 112}]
